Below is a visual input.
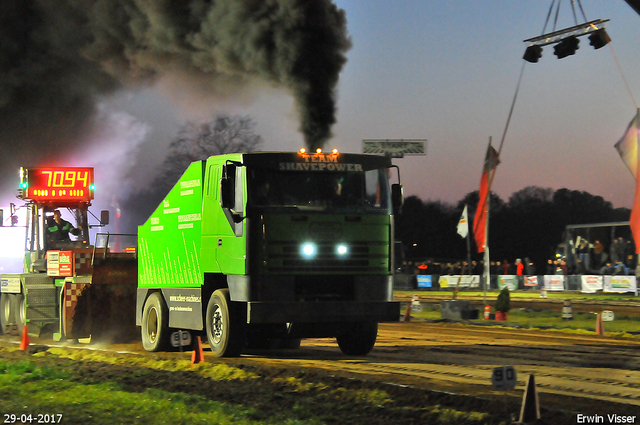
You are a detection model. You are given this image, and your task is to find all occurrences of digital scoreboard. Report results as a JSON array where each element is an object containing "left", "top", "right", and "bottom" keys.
[{"left": 19, "top": 167, "right": 95, "bottom": 202}]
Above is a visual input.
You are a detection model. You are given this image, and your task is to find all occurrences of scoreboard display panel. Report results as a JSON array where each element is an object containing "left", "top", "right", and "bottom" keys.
[{"left": 19, "top": 167, "right": 94, "bottom": 202}]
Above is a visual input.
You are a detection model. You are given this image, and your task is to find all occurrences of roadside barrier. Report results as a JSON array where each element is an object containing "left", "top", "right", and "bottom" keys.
[{"left": 394, "top": 274, "right": 638, "bottom": 295}]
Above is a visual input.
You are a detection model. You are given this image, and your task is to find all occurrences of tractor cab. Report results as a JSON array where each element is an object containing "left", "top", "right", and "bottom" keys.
[
  {"left": 1, "top": 166, "right": 118, "bottom": 339},
  {"left": 13, "top": 167, "right": 108, "bottom": 274}
]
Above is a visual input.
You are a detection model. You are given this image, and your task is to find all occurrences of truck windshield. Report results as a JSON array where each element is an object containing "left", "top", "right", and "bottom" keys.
[{"left": 248, "top": 168, "right": 391, "bottom": 214}]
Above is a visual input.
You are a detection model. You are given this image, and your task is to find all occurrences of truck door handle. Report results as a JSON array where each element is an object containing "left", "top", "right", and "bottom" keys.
[{"left": 218, "top": 239, "right": 223, "bottom": 247}]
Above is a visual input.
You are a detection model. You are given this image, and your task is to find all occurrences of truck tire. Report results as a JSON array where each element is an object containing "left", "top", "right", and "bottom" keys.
[
  {"left": 0, "top": 293, "right": 14, "bottom": 335},
  {"left": 13, "top": 294, "right": 26, "bottom": 335},
  {"left": 206, "top": 289, "right": 245, "bottom": 357},
  {"left": 336, "top": 321, "right": 378, "bottom": 356},
  {"left": 141, "top": 292, "right": 169, "bottom": 352}
]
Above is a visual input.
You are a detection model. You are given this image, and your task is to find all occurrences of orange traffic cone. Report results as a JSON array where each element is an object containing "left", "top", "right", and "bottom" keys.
[
  {"left": 519, "top": 374, "right": 540, "bottom": 423},
  {"left": 191, "top": 336, "right": 205, "bottom": 366},
  {"left": 402, "top": 302, "right": 411, "bottom": 322},
  {"left": 596, "top": 313, "right": 605, "bottom": 336},
  {"left": 19, "top": 326, "right": 30, "bottom": 351}
]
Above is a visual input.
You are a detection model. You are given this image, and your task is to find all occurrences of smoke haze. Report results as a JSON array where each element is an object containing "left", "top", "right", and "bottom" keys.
[{"left": 0, "top": 0, "right": 351, "bottom": 200}]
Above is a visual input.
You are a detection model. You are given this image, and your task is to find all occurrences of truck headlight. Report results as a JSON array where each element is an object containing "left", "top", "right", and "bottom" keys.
[
  {"left": 336, "top": 244, "right": 348, "bottom": 257},
  {"left": 301, "top": 242, "right": 317, "bottom": 259}
]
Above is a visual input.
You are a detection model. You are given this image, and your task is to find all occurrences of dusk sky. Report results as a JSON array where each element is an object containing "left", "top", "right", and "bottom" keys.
[
  {"left": 2, "top": 0, "right": 640, "bottom": 219},
  {"left": 105, "top": 0, "right": 640, "bottom": 211},
  {"left": 315, "top": 0, "right": 640, "bottom": 209}
]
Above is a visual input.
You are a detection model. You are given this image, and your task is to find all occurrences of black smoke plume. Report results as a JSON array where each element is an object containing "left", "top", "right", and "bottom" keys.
[{"left": 0, "top": 0, "right": 351, "bottom": 198}]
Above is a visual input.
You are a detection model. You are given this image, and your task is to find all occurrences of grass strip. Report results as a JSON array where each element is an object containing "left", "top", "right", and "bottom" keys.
[{"left": 0, "top": 347, "right": 501, "bottom": 425}]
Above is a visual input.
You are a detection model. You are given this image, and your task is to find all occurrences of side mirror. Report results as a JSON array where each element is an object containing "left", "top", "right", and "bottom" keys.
[
  {"left": 221, "top": 177, "right": 235, "bottom": 209},
  {"left": 100, "top": 210, "right": 110, "bottom": 226},
  {"left": 391, "top": 183, "right": 404, "bottom": 215}
]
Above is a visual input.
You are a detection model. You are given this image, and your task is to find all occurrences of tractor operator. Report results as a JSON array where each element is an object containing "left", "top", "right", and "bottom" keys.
[{"left": 48, "top": 210, "right": 80, "bottom": 242}]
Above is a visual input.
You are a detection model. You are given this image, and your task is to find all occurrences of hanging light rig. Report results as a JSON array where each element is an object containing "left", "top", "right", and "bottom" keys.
[{"left": 523, "top": 14, "right": 610, "bottom": 63}]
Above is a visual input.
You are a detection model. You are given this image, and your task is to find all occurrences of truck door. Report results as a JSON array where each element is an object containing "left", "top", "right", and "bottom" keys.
[{"left": 201, "top": 162, "right": 247, "bottom": 275}]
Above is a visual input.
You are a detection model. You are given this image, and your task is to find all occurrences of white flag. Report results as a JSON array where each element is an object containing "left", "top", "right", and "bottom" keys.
[
  {"left": 614, "top": 111, "right": 639, "bottom": 179},
  {"left": 457, "top": 205, "right": 469, "bottom": 238}
]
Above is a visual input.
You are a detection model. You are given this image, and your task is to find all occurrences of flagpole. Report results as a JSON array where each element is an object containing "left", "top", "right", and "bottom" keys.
[
  {"left": 466, "top": 228, "right": 472, "bottom": 276},
  {"left": 473, "top": 136, "right": 499, "bottom": 306},
  {"left": 483, "top": 195, "right": 490, "bottom": 306},
  {"left": 482, "top": 137, "right": 493, "bottom": 306}
]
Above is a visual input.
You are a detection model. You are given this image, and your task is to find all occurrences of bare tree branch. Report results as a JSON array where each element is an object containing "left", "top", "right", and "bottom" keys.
[{"left": 121, "top": 114, "right": 262, "bottom": 230}]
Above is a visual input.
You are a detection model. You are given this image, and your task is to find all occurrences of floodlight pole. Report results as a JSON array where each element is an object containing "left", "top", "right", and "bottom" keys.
[{"left": 523, "top": 19, "right": 609, "bottom": 47}]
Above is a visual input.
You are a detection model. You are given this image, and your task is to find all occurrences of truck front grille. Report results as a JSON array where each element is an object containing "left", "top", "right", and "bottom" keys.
[{"left": 265, "top": 241, "right": 388, "bottom": 273}]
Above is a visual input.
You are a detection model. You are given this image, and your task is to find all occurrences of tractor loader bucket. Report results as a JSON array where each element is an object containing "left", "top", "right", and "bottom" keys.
[{"left": 71, "top": 256, "right": 138, "bottom": 343}]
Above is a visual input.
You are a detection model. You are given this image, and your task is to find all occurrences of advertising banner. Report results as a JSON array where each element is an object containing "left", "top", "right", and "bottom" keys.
[
  {"left": 438, "top": 275, "right": 480, "bottom": 288},
  {"left": 498, "top": 275, "right": 518, "bottom": 291},
  {"left": 544, "top": 275, "right": 565, "bottom": 291},
  {"left": 525, "top": 276, "right": 539, "bottom": 287},
  {"left": 580, "top": 275, "right": 603, "bottom": 293},
  {"left": 417, "top": 275, "right": 432, "bottom": 288},
  {"left": 0, "top": 276, "right": 20, "bottom": 293},
  {"left": 46, "top": 250, "right": 74, "bottom": 277},
  {"left": 604, "top": 276, "right": 637, "bottom": 293}
]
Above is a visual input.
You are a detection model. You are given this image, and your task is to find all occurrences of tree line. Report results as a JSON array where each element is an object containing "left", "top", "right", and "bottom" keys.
[
  {"left": 120, "top": 115, "right": 262, "bottom": 232},
  {"left": 118, "top": 114, "right": 630, "bottom": 273},
  {"left": 395, "top": 186, "right": 631, "bottom": 272}
]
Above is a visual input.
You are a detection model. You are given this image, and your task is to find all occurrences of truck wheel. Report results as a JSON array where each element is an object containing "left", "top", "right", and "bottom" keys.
[
  {"left": 336, "top": 321, "right": 378, "bottom": 356},
  {"left": 206, "top": 289, "right": 245, "bottom": 357},
  {"left": 141, "top": 292, "right": 169, "bottom": 352},
  {"left": 0, "top": 293, "right": 13, "bottom": 335},
  {"left": 13, "top": 294, "right": 26, "bottom": 334}
]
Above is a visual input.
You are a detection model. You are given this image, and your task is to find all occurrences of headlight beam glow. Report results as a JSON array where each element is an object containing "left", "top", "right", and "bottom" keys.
[{"left": 301, "top": 242, "right": 317, "bottom": 259}]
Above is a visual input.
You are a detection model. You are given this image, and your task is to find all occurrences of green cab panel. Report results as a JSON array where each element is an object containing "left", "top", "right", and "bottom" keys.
[{"left": 138, "top": 162, "right": 205, "bottom": 288}]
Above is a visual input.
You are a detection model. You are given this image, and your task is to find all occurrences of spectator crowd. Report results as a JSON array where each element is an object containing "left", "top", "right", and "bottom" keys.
[{"left": 410, "top": 236, "right": 638, "bottom": 277}]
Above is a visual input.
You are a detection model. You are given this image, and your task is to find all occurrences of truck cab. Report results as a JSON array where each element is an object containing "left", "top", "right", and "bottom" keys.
[{"left": 137, "top": 150, "right": 402, "bottom": 356}]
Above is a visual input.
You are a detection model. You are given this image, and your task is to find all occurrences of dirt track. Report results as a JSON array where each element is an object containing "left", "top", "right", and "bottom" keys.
[
  {"left": 6, "top": 318, "right": 640, "bottom": 422},
  {"left": 253, "top": 322, "right": 640, "bottom": 417}
]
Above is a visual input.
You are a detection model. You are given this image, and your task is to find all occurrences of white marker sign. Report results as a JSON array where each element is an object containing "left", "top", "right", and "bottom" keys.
[
  {"left": 170, "top": 330, "right": 192, "bottom": 348},
  {"left": 492, "top": 366, "right": 517, "bottom": 390}
]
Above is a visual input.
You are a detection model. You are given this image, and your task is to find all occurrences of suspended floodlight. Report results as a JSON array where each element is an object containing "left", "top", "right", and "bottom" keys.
[
  {"left": 522, "top": 19, "right": 609, "bottom": 63},
  {"left": 523, "top": 45, "right": 543, "bottom": 63},
  {"left": 553, "top": 36, "right": 580, "bottom": 59},
  {"left": 588, "top": 28, "right": 611, "bottom": 49}
]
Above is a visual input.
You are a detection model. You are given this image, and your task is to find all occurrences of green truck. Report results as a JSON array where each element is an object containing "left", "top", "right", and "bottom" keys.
[{"left": 137, "top": 150, "right": 403, "bottom": 357}]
